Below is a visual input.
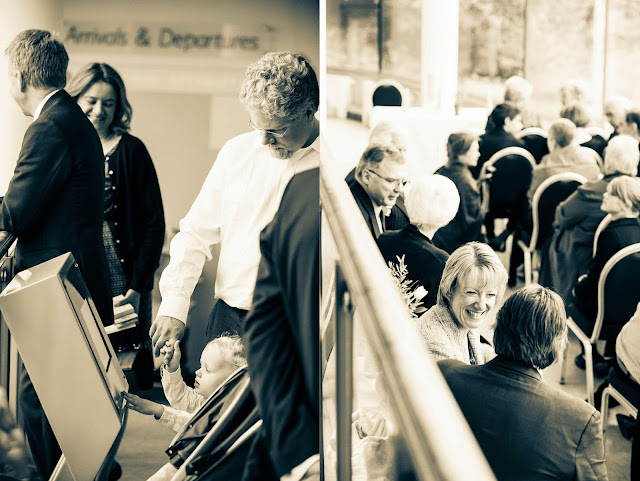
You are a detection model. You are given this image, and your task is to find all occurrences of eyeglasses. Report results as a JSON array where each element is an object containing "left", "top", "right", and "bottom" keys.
[
  {"left": 366, "top": 168, "right": 409, "bottom": 188},
  {"left": 249, "top": 119, "right": 290, "bottom": 138}
]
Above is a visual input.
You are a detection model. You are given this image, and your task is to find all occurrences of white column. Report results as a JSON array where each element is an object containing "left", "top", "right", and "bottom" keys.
[
  {"left": 592, "top": 0, "right": 607, "bottom": 121},
  {"left": 0, "top": 1, "right": 63, "bottom": 195},
  {"left": 420, "top": 0, "right": 459, "bottom": 115}
]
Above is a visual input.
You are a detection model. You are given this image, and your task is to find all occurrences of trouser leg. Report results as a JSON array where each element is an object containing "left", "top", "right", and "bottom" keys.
[
  {"left": 206, "top": 299, "right": 248, "bottom": 340},
  {"left": 19, "top": 369, "right": 61, "bottom": 480}
]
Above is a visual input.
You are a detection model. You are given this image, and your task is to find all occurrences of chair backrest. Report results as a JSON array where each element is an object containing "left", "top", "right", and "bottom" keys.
[
  {"left": 593, "top": 214, "right": 613, "bottom": 258},
  {"left": 372, "top": 79, "right": 405, "bottom": 107},
  {"left": 585, "top": 126, "right": 610, "bottom": 140},
  {"left": 515, "top": 127, "right": 548, "bottom": 140},
  {"left": 481, "top": 147, "right": 537, "bottom": 209},
  {"left": 516, "top": 127, "right": 549, "bottom": 164},
  {"left": 528, "top": 172, "right": 587, "bottom": 251},
  {"left": 591, "top": 243, "right": 640, "bottom": 343}
]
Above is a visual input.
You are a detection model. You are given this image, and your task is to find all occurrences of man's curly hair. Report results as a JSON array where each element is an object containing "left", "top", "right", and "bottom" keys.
[{"left": 239, "top": 52, "right": 318, "bottom": 119}]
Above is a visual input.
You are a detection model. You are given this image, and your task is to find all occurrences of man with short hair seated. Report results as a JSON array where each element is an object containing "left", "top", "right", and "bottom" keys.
[
  {"left": 529, "top": 118, "right": 602, "bottom": 198},
  {"left": 349, "top": 144, "right": 409, "bottom": 239},
  {"left": 439, "top": 285, "right": 608, "bottom": 481}
]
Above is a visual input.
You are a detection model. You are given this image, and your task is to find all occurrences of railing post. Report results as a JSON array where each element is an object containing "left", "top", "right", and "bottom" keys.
[
  {"left": 335, "top": 264, "right": 353, "bottom": 481},
  {"left": 0, "top": 252, "right": 15, "bottom": 414}
]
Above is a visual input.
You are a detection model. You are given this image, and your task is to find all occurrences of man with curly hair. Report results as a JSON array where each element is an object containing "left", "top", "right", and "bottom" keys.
[{"left": 150, "top": 52, "right": 319, "bottom": 354}]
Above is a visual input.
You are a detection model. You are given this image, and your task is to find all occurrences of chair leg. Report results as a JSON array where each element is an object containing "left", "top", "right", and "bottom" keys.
[
  {"left": 585, "top": 342, "right": 595, "bottom": 405},
  {"left": 601, "top": 386, "right": 611, "bottom": 436},
  {"left": 560, "top": 341, "right": 567, "bottom": 385},
  {"left": 523, "top": 250, "right": 531, "bottom": 286}
]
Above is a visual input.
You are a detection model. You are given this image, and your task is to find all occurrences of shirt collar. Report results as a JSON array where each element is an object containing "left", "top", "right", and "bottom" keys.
[
  {"left": 488, "top": 356, "right": 543, "bottom": 381},
  {"left": 33, "top": 89, "right": 61, "bottom": 121},
  {"left": 290, "top": 134, "right": 320, "bottom": 160}
]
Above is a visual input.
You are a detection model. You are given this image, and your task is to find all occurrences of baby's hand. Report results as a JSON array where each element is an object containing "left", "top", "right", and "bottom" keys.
[
  {"left": 161, "top": 340, "right": 181, "bottom": 373},
  {"left": 122, "top": 392, "right": 163, "bottom": 418}
]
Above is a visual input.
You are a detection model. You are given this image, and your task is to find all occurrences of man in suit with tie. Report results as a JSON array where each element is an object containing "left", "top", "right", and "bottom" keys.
[
  {"left": 349, "top": 144, "right": 410, "bottom": 239},
  {"left": 2, "top": 29, "right": 112, "bottom": 478}
]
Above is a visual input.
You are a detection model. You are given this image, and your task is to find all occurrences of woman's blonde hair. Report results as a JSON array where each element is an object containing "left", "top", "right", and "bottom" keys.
[
  {"left": 603, "top": 135, "right": 639, "bottom": 176},
  {"left": 437, "top": 242, "right": 508, "bottom": 308},
  {"left": 607, "top": 175, "right": 640, "bottom": 213},
  {"left": 205, "top": 334, "right": 247, "bottom": 369}
]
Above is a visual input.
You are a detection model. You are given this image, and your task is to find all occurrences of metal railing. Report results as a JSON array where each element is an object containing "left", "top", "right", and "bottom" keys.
[
  {"left": 0, "top": 231, "right": 17, "bottom": 416},
  {"left": 320, "top": 136, "right": 495, "bottom": 480}
]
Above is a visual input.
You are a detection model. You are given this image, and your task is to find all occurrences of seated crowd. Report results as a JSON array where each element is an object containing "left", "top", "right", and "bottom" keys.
[{"left": 347, "top": 76, "right": 640, "bottom": 479}]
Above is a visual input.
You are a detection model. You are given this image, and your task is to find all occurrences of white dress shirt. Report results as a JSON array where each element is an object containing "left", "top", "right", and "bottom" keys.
[
  {"left": 33, "top": 89, "right": 60, "bottom": 121},
  {"left": 158, "top": 130, "right": 319, "bottom": 323}
]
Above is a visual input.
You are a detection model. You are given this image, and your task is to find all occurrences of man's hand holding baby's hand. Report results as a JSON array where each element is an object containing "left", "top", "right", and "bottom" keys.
[
  {"left": 161, "top": 340, "right": 181, "bottom": 373},
  {"left": 122, "top": 392, "right": 163, "bottom": 418}
]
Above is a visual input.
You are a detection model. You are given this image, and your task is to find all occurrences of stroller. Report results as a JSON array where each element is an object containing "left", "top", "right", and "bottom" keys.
[{"left": 162, "top": 366, "right": 261, "bottom": 480}]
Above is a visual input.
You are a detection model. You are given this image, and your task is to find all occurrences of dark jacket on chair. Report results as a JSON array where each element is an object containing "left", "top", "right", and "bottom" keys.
[
  {"left": 472, "top": 130, "right": 524, "bottom": 179},
  {"left": 439, "top": 357, "right": 608, "bottom": 481},
  {"left": 572, "top": 217, "right": 640, "bottom": 324},
  {"left": 377, "top": 224, "right": 449, "bottom": 309},
  {"left": 432, "top": 164, "right": 484, "bottom": 253},
  {"left": 540, "top": 174, "right": 623, "bottom": 300}
]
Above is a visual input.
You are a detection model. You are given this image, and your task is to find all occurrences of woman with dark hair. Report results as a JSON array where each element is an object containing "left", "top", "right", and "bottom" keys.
[
  {"left": 473, "top": 102, "right": 524, "bottom": 179},
  {"left": 439, "top": 284, "right": 608, "bottom": 480},
  {"left": 432, "top": 132, "right": 491, "bottom": 253},
  {"left": 67, "top": 63, "right": 165, "bottom": 385}
]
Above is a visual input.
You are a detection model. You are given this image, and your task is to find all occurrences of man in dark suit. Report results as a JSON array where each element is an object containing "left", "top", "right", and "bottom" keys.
[
  {"left": 439, "top": 285, "right": 608, "bottom": 481},
  {"left": 2, "top": 29, "right": 112, "bottom": 478},
  {"left": 242, "top": 168, "right": 320, "bottom": 480},
  {"left": 349, "top": 144, "right": 409, "bottom": 239}
]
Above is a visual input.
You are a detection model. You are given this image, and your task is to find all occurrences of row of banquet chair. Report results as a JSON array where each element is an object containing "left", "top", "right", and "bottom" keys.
[
  {"left": 515, "top": 125, "right": 610, "bottom": 164},
  {"left": 475, "top": 144, "right": 640, "bottom": 424}
]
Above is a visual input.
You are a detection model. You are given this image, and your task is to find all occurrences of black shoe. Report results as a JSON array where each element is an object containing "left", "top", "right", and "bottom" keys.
[
  {"left": 594, "top": 360, "right": 613, "bottom": 378},
  {"left": 574, "top": 353, "right": 610, "bottom": 369},
  {"left": 489, "top": 233, "right": 508, "bottom": 252},
  {"left": 617, "top": 414, "right": 636, "bottom": 439},
  {"left": 108, "top": 461, "right": 122, "bottom": 481}
]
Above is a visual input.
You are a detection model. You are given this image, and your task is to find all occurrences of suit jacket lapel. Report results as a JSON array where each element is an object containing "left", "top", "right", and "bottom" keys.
[
  {"left": 38, "top": 90, "right": 70, "bottom": 119},
  {"left": 350, "top": 181, "right": 381, "bottom": 238}
]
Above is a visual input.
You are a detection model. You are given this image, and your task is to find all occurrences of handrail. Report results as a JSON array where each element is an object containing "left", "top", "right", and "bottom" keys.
[
  {"left": 320, "top": 135, "right": 496, "bottom": 480},
  {"left": 0, "top": 231, "right": 16, "bottom": 264}
]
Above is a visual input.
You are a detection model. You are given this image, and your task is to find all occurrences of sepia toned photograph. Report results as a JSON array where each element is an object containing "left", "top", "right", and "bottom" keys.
[{"left": 0, "top": 0, "right": 639, "bottom": 480}]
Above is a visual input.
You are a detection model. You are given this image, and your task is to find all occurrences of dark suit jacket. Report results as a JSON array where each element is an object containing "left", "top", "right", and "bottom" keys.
[
  {"left": 439, "top": 357, "right": 608, "bottom": 481},
  {"left": 0, "top": 90, "right": 113, "bottom": 327},
  {"left": 348, "top": 179, "right": 409, "bottom": 239},
  {"left": 377, "top": 224, "right": 449, "bottom": 309},
  {"left": 242, "top": 168, "right": 319, "bottom": 479}
]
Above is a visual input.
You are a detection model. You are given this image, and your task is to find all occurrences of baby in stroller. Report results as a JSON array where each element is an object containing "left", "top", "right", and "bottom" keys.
[{"left": 123, "top": 334, "right": 253, "bottom": 480}]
